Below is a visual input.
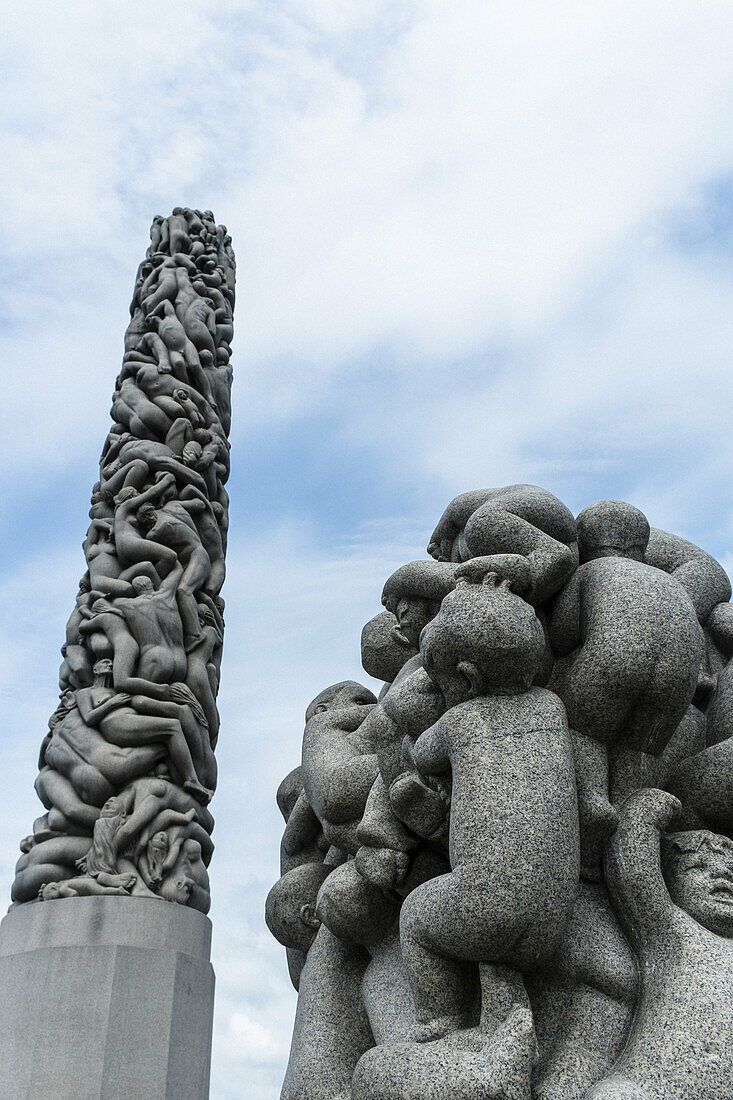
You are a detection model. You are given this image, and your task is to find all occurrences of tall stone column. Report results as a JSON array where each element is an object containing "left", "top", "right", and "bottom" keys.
[{"left": 0, "top": 208, "right": 235, "bottom": 1099}]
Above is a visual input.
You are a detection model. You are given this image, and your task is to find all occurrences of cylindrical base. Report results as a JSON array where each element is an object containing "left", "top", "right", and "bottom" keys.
[{"left": 0, "top": 896, "right": 215, "bottom": 1100}]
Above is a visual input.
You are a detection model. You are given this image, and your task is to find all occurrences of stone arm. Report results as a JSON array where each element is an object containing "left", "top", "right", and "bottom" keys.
[
  {"left": 645, "top": 527, "right": 731, "bottom": 623},
  {"left": 427, "top": 490, "right": 493, "bottom": 559},
  {"left": 175, "top": 496, "right": 207, "bottom": 519},
  {"left": 381, "top": 561, "right": 457, "bottom": 614},
  {"left": 463, "top": 503, "right": 577, "bottom": 604},
  {"left": 412, "top": 719, "right": 450, "bottom": 776},
  {"left": 281, "top": 790, "right": 323, "bottom": 863},
  {"left": 120, "top": 473, "right": 175, "bottom": 513},
  {"left": 545, "top": 569, "right": 583, "bottom": 656},
  {"left": 604, "top": 788, "right": 680, "bottom": 953},
  {"left": 74, "top": 689, "right": 131, "bottom": 728}
]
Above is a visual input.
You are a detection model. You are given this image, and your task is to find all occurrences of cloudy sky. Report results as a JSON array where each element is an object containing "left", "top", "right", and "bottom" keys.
[{"left": 2, "top": 3, "right": 733, "bottom": 1096}]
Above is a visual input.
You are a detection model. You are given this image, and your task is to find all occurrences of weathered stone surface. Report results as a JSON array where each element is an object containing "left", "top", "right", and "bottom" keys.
[
  {"left": 10, "top": 209, "right": 235, "bottom": 914},
  {"left": 268, "top": 485, "right": 733, "bottom": 1099},
  {"left": 0, "top": 896, "right": 214, "bottom": 1100}
]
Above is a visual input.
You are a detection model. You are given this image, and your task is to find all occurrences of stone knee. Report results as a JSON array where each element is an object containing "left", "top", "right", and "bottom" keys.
[{"left": 400, "top": 877, "right": 477, "bottom": 1033}]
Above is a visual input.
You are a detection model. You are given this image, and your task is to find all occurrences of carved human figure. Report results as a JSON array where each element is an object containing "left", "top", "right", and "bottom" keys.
[
  {"left": 300, "top": 681, "right": 378, "bottom": 854},
  {"left": 79, "top": 773, "right": 212, "bottom": 886},
  {"left": 380, "top": 560, "right": 458, "bottom": 651},
  {"left": 79, "top": 563, "right": 188, "bottom": 698},
  {"left": 83, "top": 518, "right": 160, "bottom": 598},
  {"left": 644, "top": 526, "right": 731, "bottom": 624},
  {"left": 72, "top": 659, "right": 212, "bottom": 801},
  {"left": 11, "top": 835, "right": 96, "bottom": 904},
  {"left": 354, "top": 664, "right": 446, "bottom": 888},
  {"left": 100, "top": 429, "right": 208, "bottom": 499},
  {"left": 587, "top": 788, "right": 733, "bottom": 1100},
  {"left": 400, "top": 571, "right": 579, "bottom": 1043},
  {"left": 40, "top": 687, "right": 163, "bottom": 810},
  {"left": 547, "top": 500, "right": 704, "bottom": 875},
  {"left": 666, "top": 608, "right": 733, "bottom": 833},
  {"left": 158, "top": 837, "right": 211, "bottom": 912},
  {"left": 427, "top": 484, "right": 578, "bottom": 604},
  {"left": 184, "top": 604, "right": 223, "bottom": 745},
  {"left": 136, "top": 493, "right": 212, "bottom": 650},
  {"left": 38, "top": 871, "right": 138, "bottom": 900}
]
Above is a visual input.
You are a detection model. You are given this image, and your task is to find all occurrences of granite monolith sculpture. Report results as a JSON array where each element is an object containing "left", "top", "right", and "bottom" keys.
[
  {"left": 267, "top": 487, "right": 733, "bottom": 1100},
  {"left": 0, "top": 208, "right": 234, "bottom": 1100}
]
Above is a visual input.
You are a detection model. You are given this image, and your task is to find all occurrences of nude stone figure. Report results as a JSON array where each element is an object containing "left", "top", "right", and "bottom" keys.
[
  {"left": 137, "top": 493, "right": 212, "bottom": 650},
  {"left": 427, "top": 484, "right": 578, "bottom": 604},
  {"left": 587, "top": 788, "right": 733, "bottom": 1100},
  {"left": 300, "top": 681, "right": 379, "bottom": 854},
  {"left": 72, "top": 659, "right": 212, "bottom": 802},
  {"left": 400, "top": 570, "right": 579, "bottom": 1047},
  {"left": 40, "top": 686, "right": 164, "bottom": 811},
  {"left": 79, "top": 563, "right": 188, "bottom": 698},
  {"left": 547, "top": 500, "right": 704, "bottom": 876}
]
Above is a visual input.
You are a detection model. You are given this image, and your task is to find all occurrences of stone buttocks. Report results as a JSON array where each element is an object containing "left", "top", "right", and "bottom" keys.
[
  {"left": 11, "top": 208, "right": 235, "bottom": 915},
  {"left": 268, "top": 488, "right": 733, "bottom": 1100}
]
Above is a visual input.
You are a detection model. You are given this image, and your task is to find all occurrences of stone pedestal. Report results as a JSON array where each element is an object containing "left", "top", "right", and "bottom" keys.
[{"left": 0, "top": 896, "right": 215, "bottom": 1100}]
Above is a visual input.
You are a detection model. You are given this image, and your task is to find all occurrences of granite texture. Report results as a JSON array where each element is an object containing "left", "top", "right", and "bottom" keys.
[
  {"left": 0, "top": 896, "right": 214, "bottom": 1099},
  {"left": 268, "top": 487, "right": 733, "bottom": 1100},
  {"left": 10, "top": 209, "right": 234, "bottom": 914}
]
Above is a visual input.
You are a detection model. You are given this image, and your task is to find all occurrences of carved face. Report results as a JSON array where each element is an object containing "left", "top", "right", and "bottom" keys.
[
  {"left": 665, "top": 837, "right": 733, "bottom": 937},
  {"left": 305, "top": 681, "right": 376, "bottom": 722},
  {"left": 393, "top": 596, "right": 437, "bottom": 649}
]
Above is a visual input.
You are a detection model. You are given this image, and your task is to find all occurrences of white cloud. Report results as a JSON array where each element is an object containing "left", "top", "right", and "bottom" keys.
[
  {"left": 3, "top": 5, "right": 733, "bottom": 1097},
  {"left": 216, "top": 1011, "right": 288, "bottom": 1065}
]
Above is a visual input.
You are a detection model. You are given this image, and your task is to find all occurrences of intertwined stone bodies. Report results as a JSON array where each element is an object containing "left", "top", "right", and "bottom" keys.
[
  {"left": 269, "top": 488, "right": 733, "bottom": 1100},
  {"left": 11, "top": 209, "right": 234, "bottom": 914}
]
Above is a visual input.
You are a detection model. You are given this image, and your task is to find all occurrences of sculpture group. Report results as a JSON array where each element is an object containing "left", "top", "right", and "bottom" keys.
[
  {"left": 267, "top": 486, "right": 733, "bottom": 1100},
  {"left": 10, "top": 208, "right": 235, "bottom": 915}
]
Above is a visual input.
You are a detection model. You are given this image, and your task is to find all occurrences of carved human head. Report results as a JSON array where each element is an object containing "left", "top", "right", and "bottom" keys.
[
  {"left": 131, "top": 576, "right": 154, "bottom": 596},
  {"left": 305, "top": 681, "right": 376, "bottom": 723},
  {"left": 576, "top": 500, "right": 650, "bottom": 562},
  {"left": 182, "top": 441, "right": 203, "bottom": 468},
  {"left": 265, "top": 863, "right": 331, "bottom": 953},
  {"left": 93, "top": 658, "right": 113, "bottom": 681},
  {"left": 662, "top": 830, "right": 733, "bottom": 937},
  {"left": 114, "top": 486, "right": 138, "bottom": 506},
  {"left": 381, "top": 561, "right": 457, "bottom": 650},
  {"left": 136, "top": 502, "right": 157, "bottom": 532},
  {"left": 100, "top": 796, "right": 124, "bottom": 819},
  {"left": 361, "top": 611, "right": 418, "bottom": 683},
  {"left": 420, "top": 572, "right": 545, "bottom": 707}
]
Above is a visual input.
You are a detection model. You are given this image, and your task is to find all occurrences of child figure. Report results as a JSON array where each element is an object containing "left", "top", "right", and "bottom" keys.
[
  {"left": 547, "top": 500, "right": 704, "bottom": 878},
  {"left": 588, "top": 788, "right": 733, "bottom": 1100},
  {"left": 400, "top": 570, "right": 579, "bottom": 1045}
]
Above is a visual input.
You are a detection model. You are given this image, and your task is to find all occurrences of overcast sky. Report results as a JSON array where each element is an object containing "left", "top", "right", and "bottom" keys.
[{"left": 3, "top": 4, "right": 733, "bottom": 1097}]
